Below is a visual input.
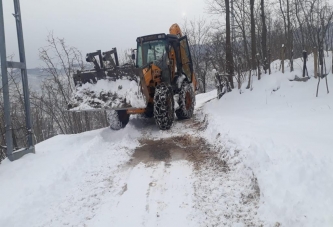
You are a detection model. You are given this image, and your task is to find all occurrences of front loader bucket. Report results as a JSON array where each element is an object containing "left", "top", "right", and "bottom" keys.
[{"left": 68, "top": 65, "right": 149, "bottom": 111}]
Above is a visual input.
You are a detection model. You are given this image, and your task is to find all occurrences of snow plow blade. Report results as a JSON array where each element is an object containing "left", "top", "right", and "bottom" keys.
[{"left": 68, "top": 49, "right": 149, "bottom": 111}]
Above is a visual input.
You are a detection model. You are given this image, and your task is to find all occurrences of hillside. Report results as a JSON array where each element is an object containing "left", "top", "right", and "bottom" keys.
[{"left": 0, "top": 54, "right": 332, "bottom": 227}]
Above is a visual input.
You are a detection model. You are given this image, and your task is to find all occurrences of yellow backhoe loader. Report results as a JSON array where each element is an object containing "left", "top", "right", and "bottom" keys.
[{"left": 68, "top": 23, "right": 198, "bottom": 130}]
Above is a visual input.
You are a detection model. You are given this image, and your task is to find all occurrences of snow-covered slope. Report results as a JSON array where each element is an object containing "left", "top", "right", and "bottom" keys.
[
  {"left": 203, "top": 53, "right": 333, "bottom": 226},
  {"left": 0, "top": 127, "right": 141, "bottom": 226}
]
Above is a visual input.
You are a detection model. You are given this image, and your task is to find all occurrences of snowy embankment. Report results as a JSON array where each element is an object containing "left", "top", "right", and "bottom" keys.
[
  {"left": 0, "top": 127, "right": 141, "bottom": 226},
  {"left": 203, "top": 53, "right": 333, "bottom": 226}
]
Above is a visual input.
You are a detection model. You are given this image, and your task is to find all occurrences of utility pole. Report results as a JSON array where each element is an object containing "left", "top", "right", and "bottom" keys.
[
  {"left": 0, "top": 0, "right": 13, "bottom": 157},
  {"left": 0, "top": 0, "right": 35, "bottom": 161}
]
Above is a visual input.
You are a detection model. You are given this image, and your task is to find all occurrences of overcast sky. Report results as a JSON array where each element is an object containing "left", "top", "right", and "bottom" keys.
[
  {"left": 3, "top": 0, "right": 333, "bottom": 68},
  {"left": 2, "top": 0, "right": 207, "bottom": 68}
]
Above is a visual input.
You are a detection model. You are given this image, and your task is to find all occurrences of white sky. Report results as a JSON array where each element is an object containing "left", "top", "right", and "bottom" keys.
[
  {"left": 2, "top": 0, "right": 207, "bottom": 68},
  {"left": 4, "top": 0, "right": 333, "bottom": 68}
]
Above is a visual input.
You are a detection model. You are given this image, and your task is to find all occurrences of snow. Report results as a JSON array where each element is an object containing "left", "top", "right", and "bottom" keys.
[
  {"left": 0, "top": 127, "right": 141, "bottom": 227},
  {"left": 1, "top": 53, "right": 333, "bottom": 226},
  {"left": 195, "top": 89, "right": 216, "bottom": 108},
  {"left": 202, "top": 53, "right": 333, "bottom": 226},
  {"left": 173, "top": 94, "right": 180, "bottom": 110},
  {"left": 70, "top": 78, "right": 147, "bottom": 111},
  {"left": 97, "top": 161, "right": 195, "bottom": 227},
  {"left": 177, "top": 74, "right": 186, "bottom": 89}
]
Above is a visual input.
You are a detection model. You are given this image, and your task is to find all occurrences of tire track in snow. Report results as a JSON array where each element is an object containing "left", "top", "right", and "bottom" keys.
[
  {"left": 102, "top": 111, "right": 264, "bottom": 226},
  {"left": 107, "top": 140, "right": 196, "bottom": 227}
]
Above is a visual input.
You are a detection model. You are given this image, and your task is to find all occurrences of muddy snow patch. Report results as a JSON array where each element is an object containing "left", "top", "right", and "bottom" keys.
[
  {"left": 132, "top": 135, "right": 213, "bottom": 163},
  {"left": 178, "top": 135, "right": 263, "bottom": 226},
  {"left": 128, "top": 133, "right": 264, "bottom": 226}
]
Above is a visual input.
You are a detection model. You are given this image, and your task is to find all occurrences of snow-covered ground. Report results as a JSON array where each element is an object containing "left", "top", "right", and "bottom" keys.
[
  {"left": 202, "top": 53, "right": 333, "bottom": 226},
  {"left": 1, "top": 54, "right": 332, "bottom": 227}
]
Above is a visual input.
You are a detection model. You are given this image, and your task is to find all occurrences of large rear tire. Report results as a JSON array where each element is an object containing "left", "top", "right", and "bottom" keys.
[
  {"left": 176, "top": 82, "right": 195, "bottom": 119},
  {"left": 154, "top": 83, "right": 174, "bottom": 130},
  {"left": 106, "top": 110, "right": 130, "bottom": 130}
]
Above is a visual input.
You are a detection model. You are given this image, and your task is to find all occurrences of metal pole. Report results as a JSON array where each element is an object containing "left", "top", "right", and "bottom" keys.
[
  {"left": 0, "top": 0, "right": 14, "bottom": 157},
  {"left": 13, "top": 0, "right": 34, "bottom": 148}
]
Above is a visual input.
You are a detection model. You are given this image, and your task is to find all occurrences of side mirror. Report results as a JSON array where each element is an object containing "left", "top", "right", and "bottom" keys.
[{"left": 131, "top": 53, "right": 135, "bottom": 60}]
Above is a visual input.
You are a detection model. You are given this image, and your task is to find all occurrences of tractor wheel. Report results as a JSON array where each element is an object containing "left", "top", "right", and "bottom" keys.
[
  {"left": 106, "top": 110, "right": 130, "bottom": 130},
  {"left": 153, "top": 83, "right": 174, "bottom": 130},
  {"left": 176, "top": 82, "right": 195, "bottom": 119}
]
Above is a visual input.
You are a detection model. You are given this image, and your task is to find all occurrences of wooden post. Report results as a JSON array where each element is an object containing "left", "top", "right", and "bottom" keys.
[
  {"left": 246, "top": 68, "right": 251, "bottom": 89},
  {"left": 203, "top": 73, "right": 206, "bottom": 93},
  {"left": 290, "top": 49, "right": 294, "bottom": 72},
  {"left": 256, "top": 53, "right": 261, "bottom": 80},
  {"left": 281, "top": 44, "right": 285, "bottom": 73},
  {"left": 316, "top": 76, "right": 321, "bottom": 97},
  {"left": 317, "top": 47, "right": 324, "bottom": 97},
  {"left": 237, "top": 58, "right": 241, "bottom": 89},
  {"left": 325, "top": 73, "right": 329, "bottom": 94},
  {"left": 314, "top": 47, "right": 318, "bottom": 78},
  {"left": 268, "top": 49, "right": 271, "bottom": 75},
  {"left": 331, "top": 50, "right": 333, "bottom": 74},
  {"left": 302, "top": 50, "right": 307, "bottom": 77}
]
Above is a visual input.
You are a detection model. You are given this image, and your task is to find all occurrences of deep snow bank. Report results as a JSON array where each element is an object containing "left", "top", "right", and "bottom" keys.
[
  {"left": 0, "top": 126, "right": 141, "bottom": 227},
  {"left": 203, "top": 53, "right": 333, "bottom": 226}
]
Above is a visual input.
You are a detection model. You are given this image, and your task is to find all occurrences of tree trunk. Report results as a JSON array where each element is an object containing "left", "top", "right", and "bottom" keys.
[
  {"left": 250, "top": 0, "right": 256, "bottom": 71},
  {"left": 225, "top": 0, "right": 234, "bottom": 89},
  {"left": 242, "top": 0, "right": 251, "bottom": 68},
  {"left": 286, "top": 0, "right": 293, "bottom": 72},
  {"left": 314, "top": 47, "right": 318, "bottom": 78},
  {"left": 261, "top": 0, "right": 267, "bottom": 73},
  {"left": 246, "top": 0, "right": 256, "bottom": 89},
  {"left": 295, "top": 0, "right": 305, "bottom": 50}
]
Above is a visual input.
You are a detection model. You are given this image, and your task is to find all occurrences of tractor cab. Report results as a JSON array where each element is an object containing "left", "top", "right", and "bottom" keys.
[{"left": 134, "top": 33, "right": 195, "bottom": 90}]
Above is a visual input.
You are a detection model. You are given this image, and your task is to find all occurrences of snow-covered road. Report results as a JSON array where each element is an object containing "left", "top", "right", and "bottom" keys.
[
  {"left": 105, "top": 160, "right": 195, "bottom": 226},
  {"left": 0, "top": 91, "right": 263, "bottom": 227}
]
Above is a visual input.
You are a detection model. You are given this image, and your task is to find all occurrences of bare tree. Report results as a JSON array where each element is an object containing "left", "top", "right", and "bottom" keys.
[
  {"left": 183, "top": 18, "right": 211, "bottom": 93},
  {"left": 261, "top": 0, "right": 268, "bottom": 73},
  {"left": 0, "top": 32, "right": 109, "bottom": 164},
  {"left": 247, "top": 0, "right": 256, "bottom": 88},
  {"left": 225, "top": 0, "right": 235, "bottom": 88}
]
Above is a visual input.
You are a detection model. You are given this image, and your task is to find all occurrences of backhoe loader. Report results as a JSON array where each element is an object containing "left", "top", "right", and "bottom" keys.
[{"left": 68, "top": 23, "right": 197, "bottom": 130}]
